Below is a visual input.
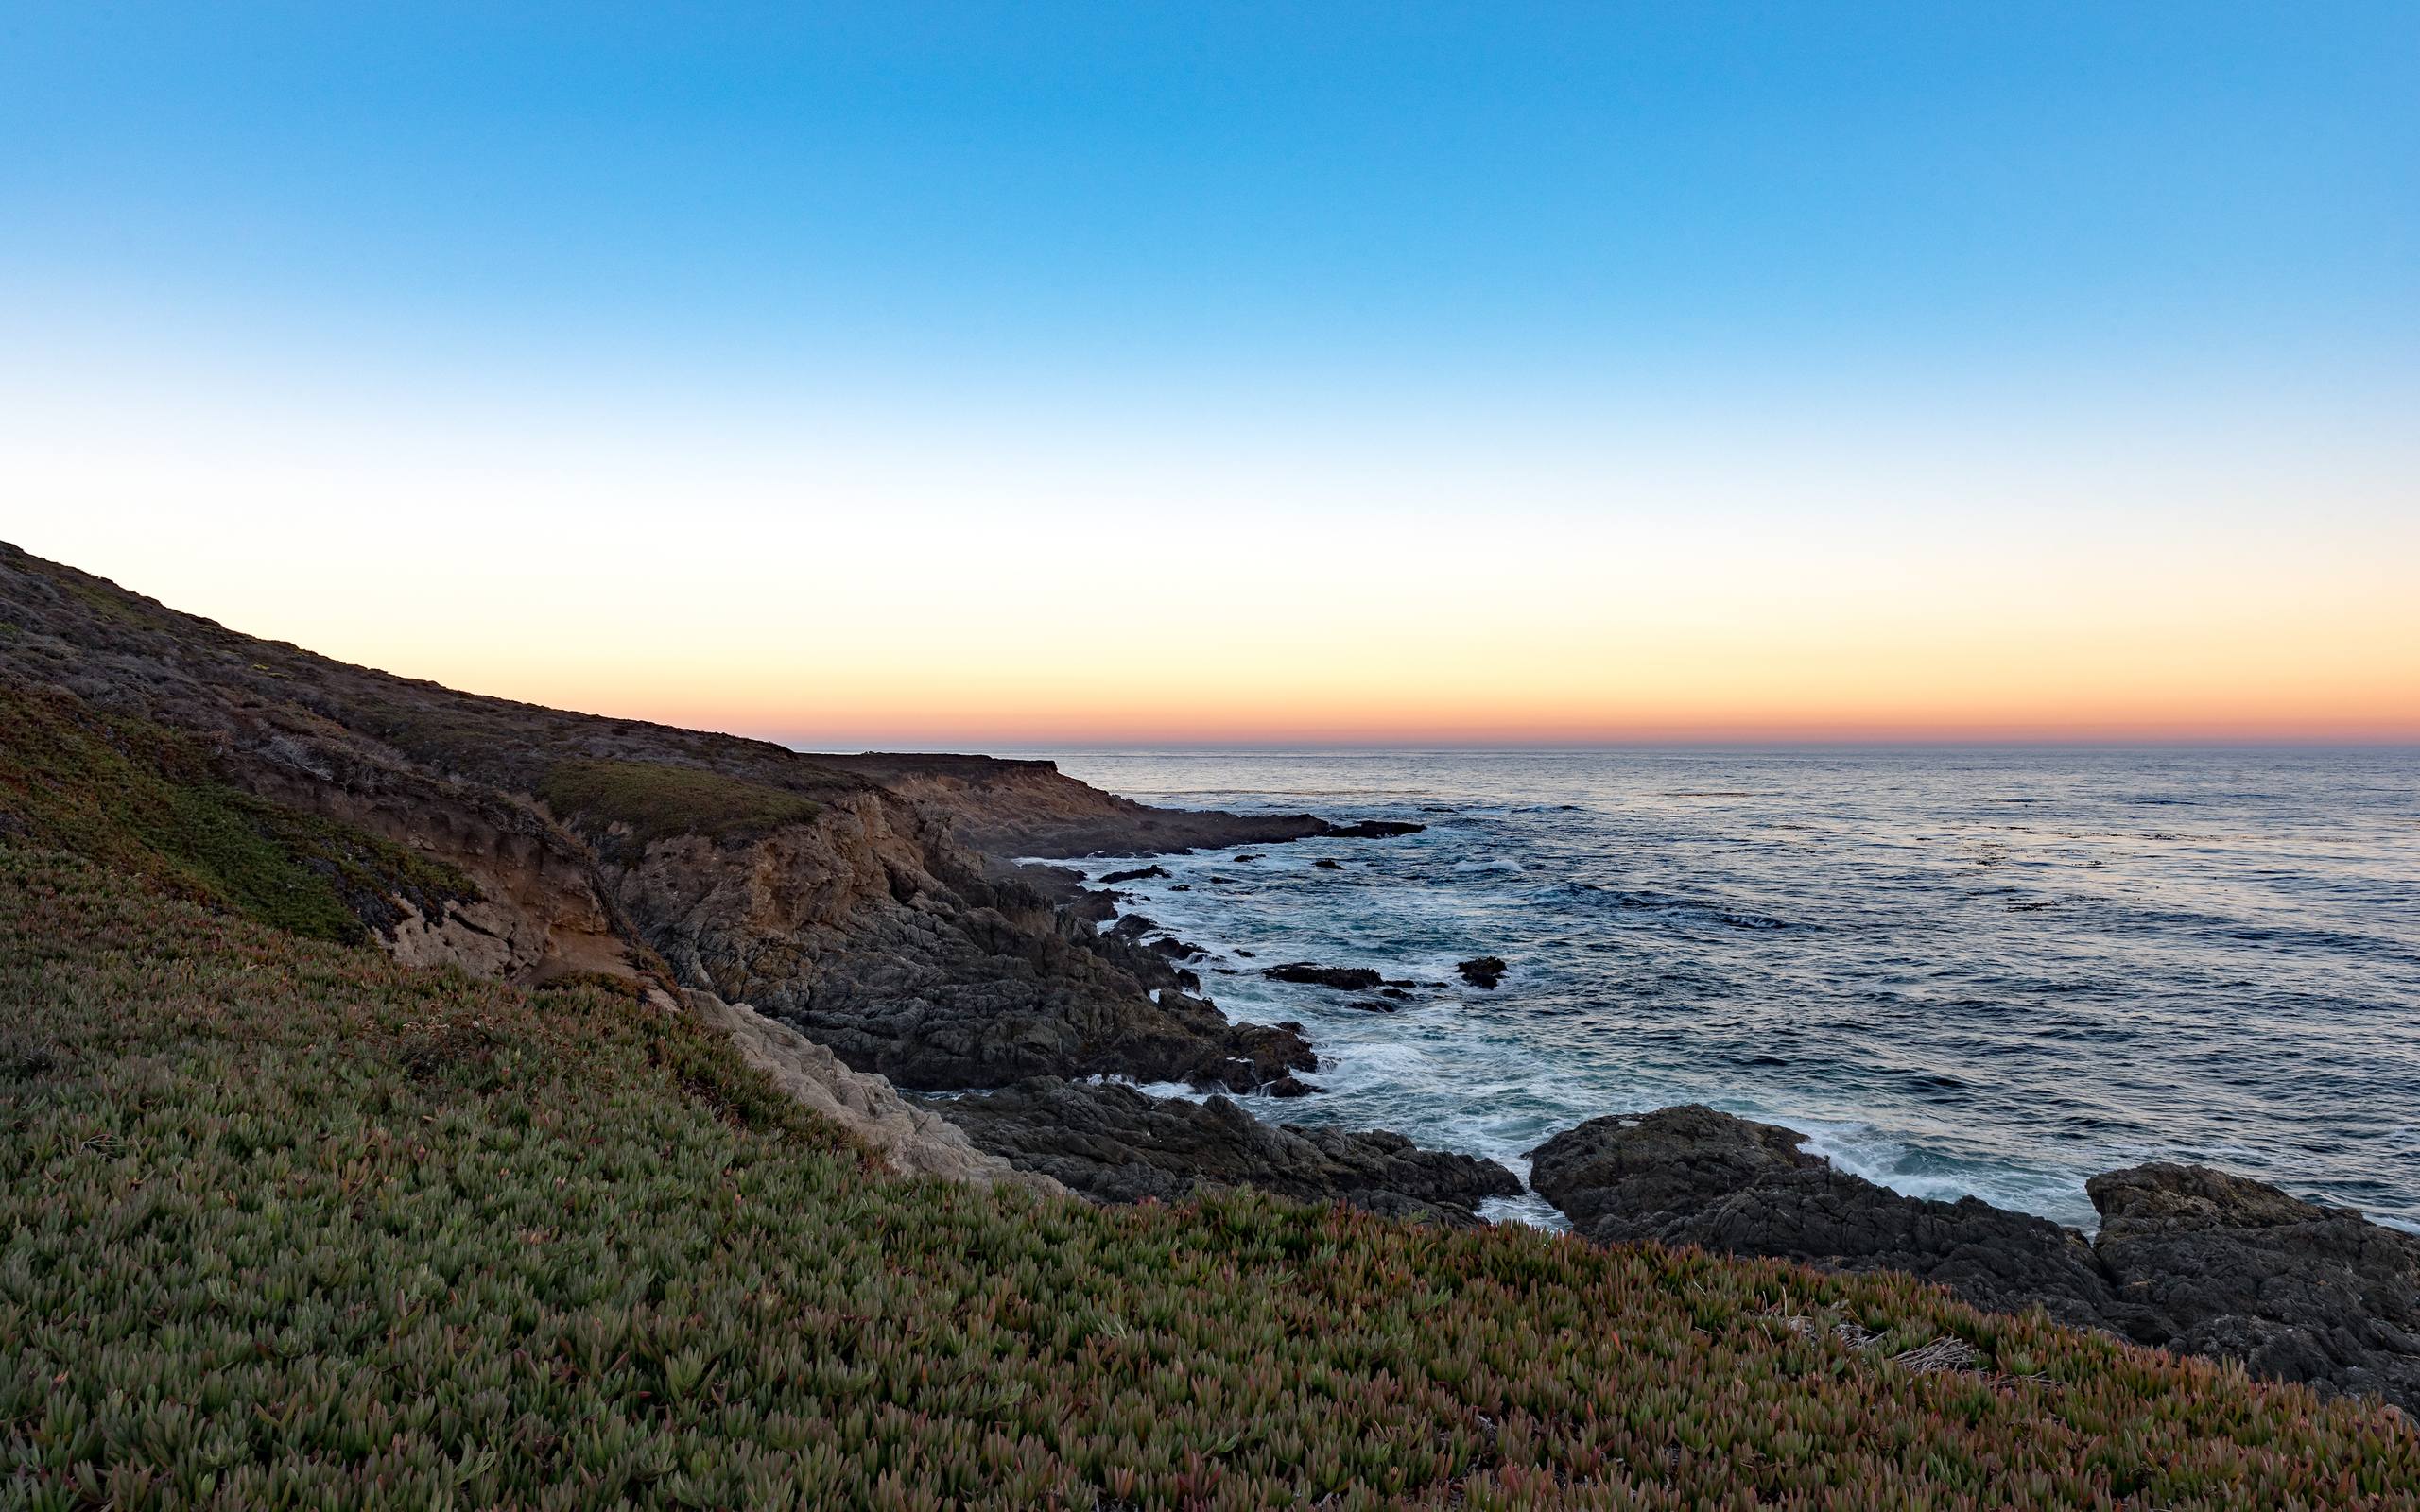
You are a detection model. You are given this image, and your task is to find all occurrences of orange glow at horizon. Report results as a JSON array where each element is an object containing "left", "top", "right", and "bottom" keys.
[{"left": 8, "top": 361, "right": 2417, "bottom": 751}]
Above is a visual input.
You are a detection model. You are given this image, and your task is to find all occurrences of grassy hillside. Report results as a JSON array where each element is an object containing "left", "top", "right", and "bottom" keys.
[
  {"left": 3, "top": 846, "right": 2414, "bottom": 1509},
  {"left": 0, "top": 684, "right": 475, "bottom": 946}
]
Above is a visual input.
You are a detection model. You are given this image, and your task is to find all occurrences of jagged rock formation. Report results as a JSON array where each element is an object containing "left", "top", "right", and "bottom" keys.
[
  {"left": 942, "top": 1077, "right": 1522, "bottom": 1227},
  {"left": 1530, "top": 1105, "right": 2420, "bottom": 1413},
  {"left": 1457, "top": 956, "right": 1508, "bottom": 988},
  {"left": 2088, "top": 1162, "right": 2420, "bottom": 1412}
]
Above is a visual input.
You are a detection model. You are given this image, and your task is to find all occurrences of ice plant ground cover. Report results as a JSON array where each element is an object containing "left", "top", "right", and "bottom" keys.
[{"left": 2, "top": 846, "right": 2415, "bottom": 1510}]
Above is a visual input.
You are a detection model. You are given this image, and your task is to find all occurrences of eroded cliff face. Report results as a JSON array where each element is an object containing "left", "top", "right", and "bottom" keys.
[
  {"left": 238, "top": 747, "right": 636, "bottom": 985},
  {"left": 574, "top": 788, "right": 1313, "bottom": 1091}
]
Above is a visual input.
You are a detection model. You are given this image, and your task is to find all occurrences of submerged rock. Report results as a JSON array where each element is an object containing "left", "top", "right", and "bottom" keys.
[
  {"left": 1323, "top": 820, "right": 1426, "bottom": 839},
  {"left": 942, "top": 1077, "right": 1521, "bottom": 1227},
  {"left": 1099, "top": 864, "right": 1171, "bottom": 885},
  {"left": 1528, "top": 1105, "right": 2420, "bottom": 1413},
  {"left": 1457, "top": 956, "right": 1508, "bottom": 988},
  {"left": 1264, "top": 963, "right": 1388, "bottom": 990},
  {"left": 1314, "top": 858, "right": 1344, "bottom": 870}
]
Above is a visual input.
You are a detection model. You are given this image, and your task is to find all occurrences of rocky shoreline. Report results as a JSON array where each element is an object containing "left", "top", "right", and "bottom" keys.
[
  {"left": 0, "top": 542, "right": 1506, "bottom": 1236},
  {"left": 1526, "top": 1105, "right": 2420, "bottom": 1413},
  {"left": 988, "top": 835, "right": 2418, "bottom": 1417},
  {"left": 6, "top": 541, "right": 2411, "bottom": 1420}
]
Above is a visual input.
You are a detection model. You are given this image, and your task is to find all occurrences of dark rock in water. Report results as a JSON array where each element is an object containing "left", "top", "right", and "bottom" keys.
[
  {"left": 1264, "top": 962, "right": 1386, "bottom": 990},
  {"left": 1148, "top": 935, "right": 1206, "bottom": 961},
  {"left": 1066, "top": 889, "right": 1119, "bottom": 924},
  {"left": 1529, "top": 1105, "right": 2420, "bottom": 1414},
  {"left": 1314, "top": 858, "right": 1343, "bottom": 870},
  {"left": 1379, "top": 987, "right": 1411, "bottom": 1001},
  {"left": 1100, "top": 864, "right": 1171, "bottom": 885},
  {"left": 1234, "top": 854, "right": 1260, "bottom": 863},
  {"left": 1168, "top": 883, "right": 1190, "bottom": 891},
  {"left": 1528, "top": 1106, "right": 2125, "bottom": 1331},
  {"left": 1346, "top": 999, "right": 1397, "bottom": 1014},
  {"left": 2088, "top": 1163, "right": 2420, "bottom": 1412},
  {"left": 1457, "top": 955, "right": 1508, "bottom": 988},
  {"left": 1324, "top": 820, "right": 1426, "bottom": 839},
  {"left": 1235, "top": 948, "right": 1254, "bottom": 957},
  {"left": 942, "top": 1077, "right": 1520, "bottom": 1227},
  {"left": 1108, "top": 913, "right": 1159, "bottom": 939},
  {"left": 1002, "top": 861, "right": 1090, "bottom": 901},
  {"left": 1265, "top": 1074, "right": 1322, "bottom": 1098}
]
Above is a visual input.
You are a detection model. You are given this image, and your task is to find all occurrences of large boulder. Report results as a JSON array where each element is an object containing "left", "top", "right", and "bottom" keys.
[
  {"left": 1527, "top": 1106, "right": 2124, "bottom": 1330},
  {"left": 2088, "top": 1162, "right": 2420, "bottom": 1409},
  {"left": 943, "top": 1077, "right": 1522, "bottom": 1228}
]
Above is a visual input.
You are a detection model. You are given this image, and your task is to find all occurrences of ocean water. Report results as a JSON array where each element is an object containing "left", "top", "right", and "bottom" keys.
[{"left": 1019, "top": 747, "right": 2420, "bottom": 1234}]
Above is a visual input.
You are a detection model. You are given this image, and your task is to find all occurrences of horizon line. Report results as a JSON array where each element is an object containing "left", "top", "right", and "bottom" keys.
[{"left": 794, "top": 735, "right": 2420, "bottom": 756}]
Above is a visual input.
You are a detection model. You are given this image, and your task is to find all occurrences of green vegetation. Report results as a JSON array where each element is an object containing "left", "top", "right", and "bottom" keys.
[
  {"left": 4, "top": 847, "right": 2414, "bottom": 1509},
  {"left": 0, "top": 686, "right": 475, "bottom": 945},
  {"left": 538, "top": 758, "right": 823, "bottom": 850}
]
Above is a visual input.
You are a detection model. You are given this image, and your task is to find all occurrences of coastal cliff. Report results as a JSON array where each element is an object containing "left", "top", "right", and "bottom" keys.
[{"left": 0, "top": 541, "right": 1476, "bottom": 1213}]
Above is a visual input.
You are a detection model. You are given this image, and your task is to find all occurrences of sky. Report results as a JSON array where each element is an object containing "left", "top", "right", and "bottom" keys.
[{"left": 3, "top": 2, "right": 2415, "bottom": 747}]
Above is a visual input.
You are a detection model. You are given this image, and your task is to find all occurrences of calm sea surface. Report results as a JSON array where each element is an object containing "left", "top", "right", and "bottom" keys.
[{"left": 1010, "top": 747, "right": 2420, "bottom": 1232}]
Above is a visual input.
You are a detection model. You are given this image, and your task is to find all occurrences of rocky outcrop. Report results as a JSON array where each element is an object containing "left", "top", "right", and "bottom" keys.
[
  {"left": 1323, "top": 820, "right": 1426, "bottom": 839},
  {"left": 1529, "top": 1105, "right": 2420, "bottom": 1413},
  {"left": 824, "top": 753, "right": 1329, "bottom": 858},
  {"left": 2088, "top": 1162, "right": 2420, "bottom": 1410},
  {"left": 692, "top": 990, "right": 1066, "bottom": 1198},
  {"left": 583, "top": 799, "right": 1313, "bottom": 1093},
  {"left": 1529, "top": 1106, "right": 2121, "bottom": 1330},
  {"left": 942, "top": 1077, "right": 1522, "bottom": 1227},
  {"left": 1457, "top": 956, "right": 1507, "bottom": 988}
]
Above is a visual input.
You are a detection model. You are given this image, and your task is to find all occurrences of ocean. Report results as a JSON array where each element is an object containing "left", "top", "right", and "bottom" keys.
[{"left": 1018, "top": 747, "right": 2420, "bottom": 1233}]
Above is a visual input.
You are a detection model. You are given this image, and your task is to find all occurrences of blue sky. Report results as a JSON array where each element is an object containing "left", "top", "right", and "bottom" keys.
[
  {"left": 8, "top": 3, "right": 2411, "bottom": 385},
  {"left": 3, "top": 3, "right": 2415, "bottom": 742}
]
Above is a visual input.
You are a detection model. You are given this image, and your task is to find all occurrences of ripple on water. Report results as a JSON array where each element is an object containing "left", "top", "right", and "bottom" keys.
[{"left": 1019, "top": 745, "right": 2420, "bottom": 1231}]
